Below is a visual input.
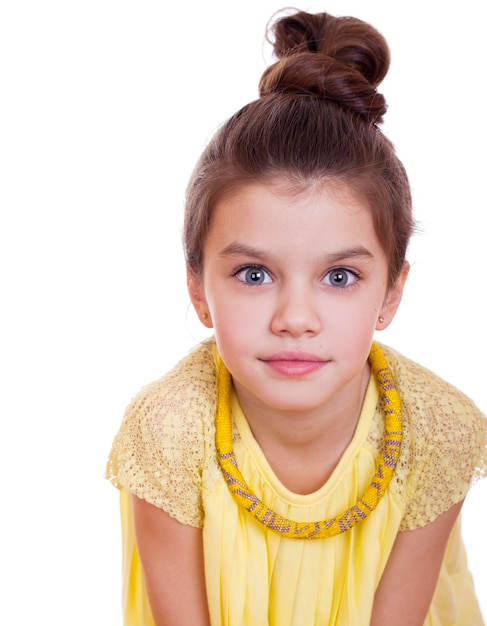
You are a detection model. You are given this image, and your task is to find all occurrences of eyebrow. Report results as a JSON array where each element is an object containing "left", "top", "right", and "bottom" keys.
[
  {"left": 219, "top": 242, "right": 271, "bottom": 261},
  {"left": 324, "top": 246, "right": 375, "bottom": 264},
  {"left": 219, "top": 242, "right": 375, "bottom": 264}
]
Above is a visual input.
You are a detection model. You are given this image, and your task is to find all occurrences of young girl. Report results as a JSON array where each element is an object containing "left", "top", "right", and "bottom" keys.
[{"left": 106, "top": 8, "right": 487, "bottom": 625}]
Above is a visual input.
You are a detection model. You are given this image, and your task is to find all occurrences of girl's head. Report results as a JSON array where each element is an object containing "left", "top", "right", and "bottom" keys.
[{"left": 183, "top": 9, "right": 413, "bottom": 289}]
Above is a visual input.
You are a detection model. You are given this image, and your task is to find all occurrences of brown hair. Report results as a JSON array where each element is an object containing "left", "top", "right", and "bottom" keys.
[{"left": 183, "top": 9, "right": 414, "bottom": 287}]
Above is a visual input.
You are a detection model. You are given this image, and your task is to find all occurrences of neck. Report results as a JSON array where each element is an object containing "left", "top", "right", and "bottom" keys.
[
  {"left": 233, "top": 363, "right": 370, "bottom": 438},
  {"left": 234, "top": 365, "right": 370, "bottom": 482},
  {"left": 214, "top": 342, "right": 403, "bottom": 536}
]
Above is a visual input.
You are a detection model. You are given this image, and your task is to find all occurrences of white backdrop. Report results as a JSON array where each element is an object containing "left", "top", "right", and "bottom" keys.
[{"left": 1, "top": 1, "right": 485, "bottom": 623}]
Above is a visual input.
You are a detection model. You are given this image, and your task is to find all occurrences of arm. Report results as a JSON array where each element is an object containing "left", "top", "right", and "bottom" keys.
[
  {"left": 132, "top": 495, "right": 211, "bottom": 626},
  {"left": 370, "top": 499, "right": 464, "bottom": 626}
]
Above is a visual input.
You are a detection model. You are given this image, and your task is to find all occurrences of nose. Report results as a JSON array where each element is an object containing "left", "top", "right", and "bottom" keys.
[{"left": 270, "top": 282, "right": 322, "bottom": 337}]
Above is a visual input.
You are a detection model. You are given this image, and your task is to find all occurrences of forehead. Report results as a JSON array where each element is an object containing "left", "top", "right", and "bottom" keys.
[{"left": 208, "top": 179, "right": 379, "bottom": 250}]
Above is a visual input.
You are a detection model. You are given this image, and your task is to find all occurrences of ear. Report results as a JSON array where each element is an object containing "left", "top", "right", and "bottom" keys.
[
  {"left": 376, "top": 262, "right": 410, "bottom": 331},
  {"left": 187, "top": 268, "right": 213, "bottom": 328}
]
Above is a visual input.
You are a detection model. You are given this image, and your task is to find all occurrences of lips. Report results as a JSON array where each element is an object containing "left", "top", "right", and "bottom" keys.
[{"left": 260, "top": 352, "right": 328, "bottom": 377}]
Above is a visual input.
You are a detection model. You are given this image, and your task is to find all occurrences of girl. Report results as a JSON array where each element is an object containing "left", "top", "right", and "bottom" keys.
[{"left": 106, "top": 8, "right": 487, "bottom": 625}]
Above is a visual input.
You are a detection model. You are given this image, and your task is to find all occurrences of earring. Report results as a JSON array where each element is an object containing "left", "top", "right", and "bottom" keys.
[
  {"left": 201, "top": 312, "right": 209, "bottom": 320},
  {"left": 378, "top": 316, "right": 384, "bottom": 324}
]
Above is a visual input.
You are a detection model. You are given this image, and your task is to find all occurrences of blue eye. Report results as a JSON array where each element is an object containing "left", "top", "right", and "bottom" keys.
[
  {"left": 323, "top": 268, "right": 359, "bottom": 287},
  {"left": 235, "top": 266, "right": 272, "bottom": 285}
]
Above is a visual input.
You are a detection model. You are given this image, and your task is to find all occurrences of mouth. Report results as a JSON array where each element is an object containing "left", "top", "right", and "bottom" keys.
[{"left": 260, "top": 352, "right": 328, "bottom": 377}]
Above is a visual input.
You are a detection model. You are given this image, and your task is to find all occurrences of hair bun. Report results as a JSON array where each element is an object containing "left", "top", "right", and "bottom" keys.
[{"left": 259, "top": 10, "right": 390, "bottom": 124}]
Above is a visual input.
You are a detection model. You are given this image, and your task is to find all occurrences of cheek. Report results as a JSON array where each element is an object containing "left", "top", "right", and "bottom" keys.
[
  {"left": 327, "top": 299, "right": 380, "bottom": 348},
  {"left": 209, "top": 295, "right": 266, "bottom": 349},
  {"left": 207, "top": 282, "right": 267, "bottom": 317},
  {"left": 327, "top": 295, "right": 380, "bottom": 324},
  {"left": 212, "top": 300, "right": 262, "bottom": 334}
]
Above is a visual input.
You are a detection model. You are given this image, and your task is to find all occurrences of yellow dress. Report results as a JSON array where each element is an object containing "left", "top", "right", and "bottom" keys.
[{"left": 106, "top": 340, "right": 487, "bottom": 625}]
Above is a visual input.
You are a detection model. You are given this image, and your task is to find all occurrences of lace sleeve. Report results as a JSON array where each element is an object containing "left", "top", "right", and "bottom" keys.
[
  {"left": 384, "top": 348, "right": 487, "bottom": 531},
  {"left": 105, "top": 340, "right": 217, "bottom": 528}
]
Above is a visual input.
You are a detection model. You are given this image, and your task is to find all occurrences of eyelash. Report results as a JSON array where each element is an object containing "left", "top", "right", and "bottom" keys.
[
  {"left": 232, "top": 264, "right": 362, "bottom": 289},
  {"left": 323, "top": 267, "right": 361, "bottom": 289},
  {"left": 233, "top": 264, "right": 273, "bottom": 286}
]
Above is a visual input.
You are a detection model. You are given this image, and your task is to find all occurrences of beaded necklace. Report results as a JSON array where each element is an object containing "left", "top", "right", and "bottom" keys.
[{"left": 215, "top": 342, "right": 403, "bottom": 539}]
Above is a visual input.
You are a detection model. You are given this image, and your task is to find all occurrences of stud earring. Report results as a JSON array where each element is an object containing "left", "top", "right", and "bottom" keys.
[
  {"left": 201, "top": 312, "right": 209, "bottom": 320},
  {"left": 378, "top": 316, "right": 384, "bottom": 324}
]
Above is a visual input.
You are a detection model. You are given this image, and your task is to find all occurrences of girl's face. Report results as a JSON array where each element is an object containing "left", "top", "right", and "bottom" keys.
[{"left": 189, "top": 180, "right": 408, "bottom": 420}]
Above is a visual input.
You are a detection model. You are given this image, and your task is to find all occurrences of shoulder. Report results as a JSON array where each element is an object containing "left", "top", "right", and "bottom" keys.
[
  {"left": 379, "top": 342, "right": 485, "bottom": 430},
  {"left": 378, "top": 343, "right": 487, "bottom": 528},
  {"left": 106, "top": 339, "right": 218, "bottom": 526},
  {"left": 130, "top": 338, "right": 217, "bottom": 417},
  {"left": 121, "top": 337, "right": 218, "bottom": 461}
]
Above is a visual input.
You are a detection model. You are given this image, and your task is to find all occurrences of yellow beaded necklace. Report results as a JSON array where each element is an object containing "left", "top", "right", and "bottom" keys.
[{"left": 215, "top": 342, "right": 403, "bottom": 539}]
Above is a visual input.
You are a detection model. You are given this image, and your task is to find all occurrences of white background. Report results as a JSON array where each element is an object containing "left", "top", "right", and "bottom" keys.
[{"left": 1, "top": 0, "right": 485, "bottom": 623}]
